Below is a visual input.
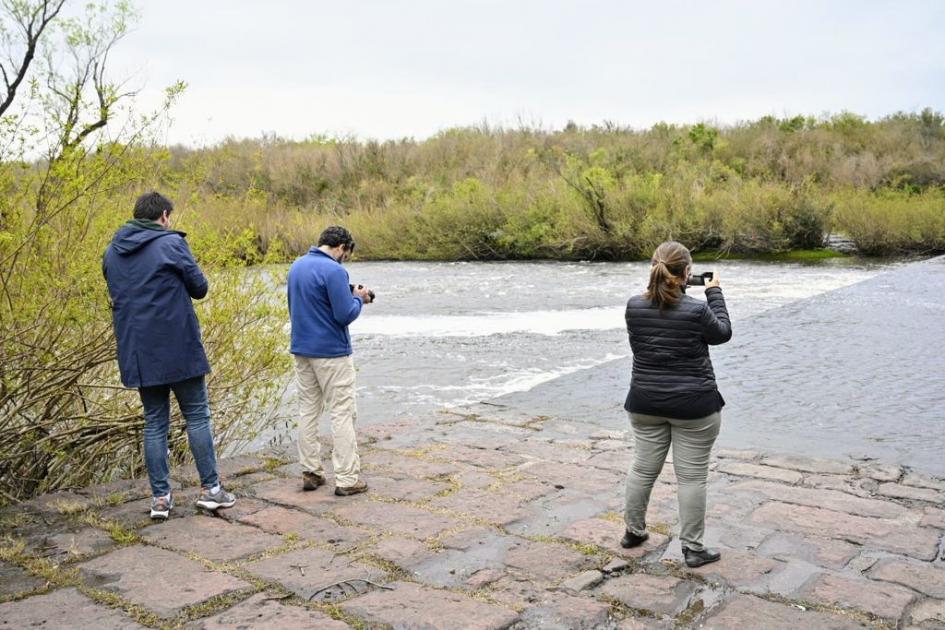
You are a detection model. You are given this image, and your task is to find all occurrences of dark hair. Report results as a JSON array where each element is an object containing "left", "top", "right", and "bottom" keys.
[
  {"left": 317, "top": 225, "right": 355, "bottom": 251},
  {"left": 133, "top": 191, "right": 174, "bottom": 221},
  {"left": 644, "top": 241, "right": 692, "bottom": 309}
]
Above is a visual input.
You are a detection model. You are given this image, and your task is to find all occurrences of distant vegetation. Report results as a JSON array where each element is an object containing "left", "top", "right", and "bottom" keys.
[{"left": 158, "top": 110, "right": 945, "bottom": 261}]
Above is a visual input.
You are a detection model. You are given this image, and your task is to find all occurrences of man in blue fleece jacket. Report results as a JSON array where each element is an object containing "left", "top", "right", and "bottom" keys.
[{"left": 287, "top": 226, "right": 374, "bottom": 496}]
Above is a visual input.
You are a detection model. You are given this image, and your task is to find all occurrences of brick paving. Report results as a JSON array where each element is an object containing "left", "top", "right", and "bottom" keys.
[{"left": 1, "top": 419, "right": 944, "bottom": 629}]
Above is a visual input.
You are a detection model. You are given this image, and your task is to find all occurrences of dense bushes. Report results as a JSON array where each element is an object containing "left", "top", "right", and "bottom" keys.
[{"left": 156, "top": 110, "right": 945, "bottom": 260}]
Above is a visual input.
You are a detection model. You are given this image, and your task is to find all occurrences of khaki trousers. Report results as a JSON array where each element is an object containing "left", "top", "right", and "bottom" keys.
[
  {"left": 623, "top": 411, "right": 721, "bottom": 550},
  {"left": 294, "top": 355, "right": 361, "bottom": 488}
]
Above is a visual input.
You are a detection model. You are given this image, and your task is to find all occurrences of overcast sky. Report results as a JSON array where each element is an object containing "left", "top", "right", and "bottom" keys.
[{"left": 109, "top": 0, "right": 945, "bottom": 146}]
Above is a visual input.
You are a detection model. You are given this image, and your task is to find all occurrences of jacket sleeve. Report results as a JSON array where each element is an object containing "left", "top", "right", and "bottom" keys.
[
  {"left": 700, "top": 287, "right": 732, "bottom": 345},
  {"left": 170, "top": 237, "right": 209, "bottom": 299},
  {"left": 326, "top": 266, "right": 362, "bottom": 326}
]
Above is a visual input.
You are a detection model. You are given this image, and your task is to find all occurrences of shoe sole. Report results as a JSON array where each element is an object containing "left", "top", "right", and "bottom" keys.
[
  {"left": 334, "top": 486, "right": 368, "bottom": 496},
  {"left": 150, "top": 510, "right": 170, "bottom": 520},
  {"left": 196, "top": 499, "right": 236, "bottom": 510}
]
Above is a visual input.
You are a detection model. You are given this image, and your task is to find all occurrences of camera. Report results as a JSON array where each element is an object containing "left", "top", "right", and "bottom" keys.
[
  {"left": 349, "top": 283, "right": 376, "bottom": 302},
  {"left": 686, "top": 271, "right": 714, "bottom": 286}
]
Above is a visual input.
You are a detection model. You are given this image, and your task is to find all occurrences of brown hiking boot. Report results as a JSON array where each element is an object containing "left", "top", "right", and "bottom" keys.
[
  {"left": 334, "top": 479, "right": 368, "bottom": 496},
  {"left": 302, "top": 471, "right": 326, "bottom": 491}
]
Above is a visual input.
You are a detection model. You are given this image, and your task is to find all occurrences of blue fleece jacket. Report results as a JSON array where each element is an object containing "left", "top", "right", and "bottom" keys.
[{"left": 287, "top": 248, "right": 363, "bottom": 357}]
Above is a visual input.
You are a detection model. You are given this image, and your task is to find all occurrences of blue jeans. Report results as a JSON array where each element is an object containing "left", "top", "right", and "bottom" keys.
[{"left": 139, "top": 375, "right": 219, "bottom": 497}]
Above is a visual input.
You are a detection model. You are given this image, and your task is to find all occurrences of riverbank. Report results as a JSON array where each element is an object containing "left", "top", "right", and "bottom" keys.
[{"left": 1, "top": 419, "right": 943, "bottom": 628}]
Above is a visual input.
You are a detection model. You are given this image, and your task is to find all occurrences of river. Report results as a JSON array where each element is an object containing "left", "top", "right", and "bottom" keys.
[{"left": 260, "top": 255, "right": 945, "bottom": 475}]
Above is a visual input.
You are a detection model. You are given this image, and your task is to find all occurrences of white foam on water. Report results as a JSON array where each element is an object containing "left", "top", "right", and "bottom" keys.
[
  {"left": 352, "top": 306, "right": 625, "bottom": 337},
  {"left": 377, "top": 352, "right": 627, "bottom": 404}
]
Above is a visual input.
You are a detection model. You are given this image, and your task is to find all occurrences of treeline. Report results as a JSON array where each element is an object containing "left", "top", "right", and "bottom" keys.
[{"left": 158, "top": 109, "right": 945, "bottom": 260}]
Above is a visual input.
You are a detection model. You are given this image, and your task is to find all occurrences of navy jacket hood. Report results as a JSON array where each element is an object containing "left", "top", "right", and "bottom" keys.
[{"left": 110, "top": 223, "right": 184, "bottom": 255}]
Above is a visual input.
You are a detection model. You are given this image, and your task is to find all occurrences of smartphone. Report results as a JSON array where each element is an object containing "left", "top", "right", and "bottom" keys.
[{"left": 686, "top": 271, "right": 714, "bottom": 286}]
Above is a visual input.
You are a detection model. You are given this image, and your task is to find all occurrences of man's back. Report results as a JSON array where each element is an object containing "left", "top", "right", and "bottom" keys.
[
  {"left": 287, "top": 247, "right": 362, "bottom": 358},
  {"left": 103, "top": 223, "right": 209, "bottom": 388}
]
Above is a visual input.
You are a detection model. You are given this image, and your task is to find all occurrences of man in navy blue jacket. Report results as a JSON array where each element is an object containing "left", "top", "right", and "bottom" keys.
[
  {"left": 103, "top": 192, "right": 235, "bottom": 520},
  {"left": 288, "top": 226, "right": 373, "bottom": 496}
]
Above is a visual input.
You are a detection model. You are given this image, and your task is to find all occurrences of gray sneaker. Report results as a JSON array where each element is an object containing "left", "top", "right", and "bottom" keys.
[
  {"left": 195, "top": 486, "right": 236, "bottom": 511},
  {"left": 150, "top": 495, "right": 173, "bottom": 520}
]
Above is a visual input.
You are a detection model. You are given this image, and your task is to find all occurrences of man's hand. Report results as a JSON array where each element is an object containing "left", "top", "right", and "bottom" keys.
[
  {"left": 706, "top": 269, "right": 721, "bottom": 289},
  {"left": 353, "top": 285, "right": 373, "bottom": 304}
]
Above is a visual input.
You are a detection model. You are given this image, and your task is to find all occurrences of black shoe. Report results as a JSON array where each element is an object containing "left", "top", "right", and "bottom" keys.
[
  {"left": 682, "top": 546, "right": 721, "bottom": 568},
  {"left": 620, "top": 530, "right": 649, "bottom": 549},
  {"left": 302, "top": 471, "right": 325, "bottom": 491}
]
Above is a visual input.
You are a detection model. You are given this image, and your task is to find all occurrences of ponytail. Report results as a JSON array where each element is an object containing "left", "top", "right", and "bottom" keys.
[{"left": 643, "top": 241, "right": 692, "bottom": 309}]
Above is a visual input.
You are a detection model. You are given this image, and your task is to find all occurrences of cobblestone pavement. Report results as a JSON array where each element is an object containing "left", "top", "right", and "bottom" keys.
[{"left": 2, "top": 418, "right": 944, "bottom": 629}]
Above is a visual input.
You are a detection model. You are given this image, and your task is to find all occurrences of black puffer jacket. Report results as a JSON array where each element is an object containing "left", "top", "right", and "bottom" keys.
[{"left": 624, "top": 287, "right": 732, "bottom": 416}]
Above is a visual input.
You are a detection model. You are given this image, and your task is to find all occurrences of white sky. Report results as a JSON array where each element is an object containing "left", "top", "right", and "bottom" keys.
[{"left": 109, "top": 0, "right": 945, "bottom": 146}]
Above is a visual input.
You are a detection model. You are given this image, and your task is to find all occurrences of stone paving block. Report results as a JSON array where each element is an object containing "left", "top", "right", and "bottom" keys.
[
  {"left": 340, "top": 581, "right": 519, "bottom": 629},
  {"left": 796, "top": 572, "right": 917, "bottom": 620},
  {"left": 172, "top": 454, "right": 267, "bottom": 485},
  {"left": 188, "top": 592, "right": 349, "bottom": 629},
  {"left": 37, "top": 526, "right": 116, "bottom": 563},
  {"left": 361, "top": 449, "right": 461, "bottom": 478},
  {"left": 505, "top": 495, "right": 612, "bottom": 537},
  {"left": 465, "top": 567, "right": 507, "bottom": 590},
  {"left": 226, "top": 472, "right": 276, "bottom": 490},
  {"left": 433, "top": 444, "right": 529, "bottom": 469},
  {"left": 699, "top": 594, "right": 865, "bottom": 629},
  {"left": 97, "top": 498, "right": 159, "bottom": 530},
  {"left": 25, "top": 490, "right": 94, "bottom": 516},
  {"left": 751, "top": 501, "right": 940, "bottom": 560},
  {"left": 715, "top": 448, "right": 763, "bottom": 462},
  {"left": 717, "top": 461, "right": 804, "bottom": 484},
  {"left": 366, "top": 473, "right": 450, "bottom": 502},
  {"left": 560, "top": 517, "right": 669, "bottom": 558},
  {"left": 428, "top": 487, "right": 536, "bottom": 527},
  {"left": 244, "top": 547, "right": 384, "bottom": 600},
  {"left": 75, "top": 478, "right": 152, "bottom": 503},
  {"left": 755, "top": 531, "right": 860, "bottom": 569},
  {"left": 370, "top": 536, "right": 436, "bottom": 568},
  {"left": 517, "top": 460, "right": 623, "bottom": 495},
  {"left": 560, "top": 569, "right": 603, "bottom": 592},
  {"left": 877, "top": 483, "right": 944, "bottom": 503},
  {"left": 238, "top": 504, "right": 370, "bottom": 548},
  {"left": 249, "top": 477, "right": 367, "bottom": 513},
  {"left": 504, "top": 539, "right": 594, "bottom": 584},
  {"left": 903, "top": 472, "right": 945, "bottom": 491},
  {"left": 332, "top": 500, "right": 461, "bottom": 539},
  {"left": 909, "top": 598, "right": 945, "bottom": 625},
  {"left": 0, "top": 587, "right": 146, "bottom": 628},
  {"left": 518, "top": 591, "right": 612, "bottom": 629},
  {"left": 730, "top": 479, "right": 906, "bottom": 518},
  {"left": 78, "top": 545, "right": 250, "bottom": 618},
  {"left": 618, "top": 617, "right": 673, "bottom": 629},
  {"left": 801, "top": 474, "right": 875, "bottom": 498},
  {"left": 502, "top": 439, "right": 593, "bottom": 464},
  {"left": 859, "top": 463, "right": 902, "bottom": 482},
  {"left": 598, "top": 572, "right": 697, "bottom": 616},
  {"left": 920, "top": 506, "right": 945, "bottom": 529},
  {"left": 212, "top": 497, "right": 272, "bottom": 523},
  {"left": 686, "top": 549, "right": 783, "bottom": 588},
  {"left": 140, "top": 515, "right": 284, "bottom": 561},
  {"left": 868, "top": 559, "right": 945, "bottom": 598},
  {"left": 585, "top": 450, "right": 632, "bottom": 472},
  {"left": 0, "top": 560, "right": 45, "bottom": 597},
  {"left": 761, "top": 454, "right": 854, "bottom": 475}
]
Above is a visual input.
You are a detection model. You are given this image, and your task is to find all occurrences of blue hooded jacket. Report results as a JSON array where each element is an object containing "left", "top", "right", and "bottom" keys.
[
  {"left": 287, "top": 248, "right": 362, "bottom": 357},
  {"left": 102, "top": 222, "right": 210, "bottom": 388}
]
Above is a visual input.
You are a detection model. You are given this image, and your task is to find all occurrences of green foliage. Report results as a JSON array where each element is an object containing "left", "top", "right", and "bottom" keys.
[{"left": 0, "top": 1, "right": 291, "bottom": 504}]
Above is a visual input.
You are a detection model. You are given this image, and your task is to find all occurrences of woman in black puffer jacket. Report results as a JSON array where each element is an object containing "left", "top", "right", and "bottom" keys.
[{"left": 620, "top": 241, "right": 731, "bottom": 568}]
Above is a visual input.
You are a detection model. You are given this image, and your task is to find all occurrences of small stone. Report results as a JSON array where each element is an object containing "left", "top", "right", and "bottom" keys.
[
  {"left": 603, "top": 557, "right": 629, "bottom": 573},
  {"left": 560, "top": 570, "right": 603, "bottom": 592},
  {"left": 845, "top": 554, "right": 880, "bottom": 574},
  {"left": 876, "top": 483, "right": 943, "bottom": 503}
]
